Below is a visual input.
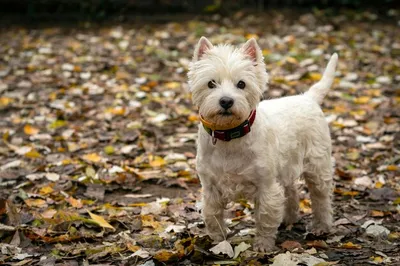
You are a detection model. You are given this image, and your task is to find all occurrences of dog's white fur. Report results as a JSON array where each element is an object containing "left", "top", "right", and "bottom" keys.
[{"left": 188, "top": 37, "right": 337, "bottom": 252}]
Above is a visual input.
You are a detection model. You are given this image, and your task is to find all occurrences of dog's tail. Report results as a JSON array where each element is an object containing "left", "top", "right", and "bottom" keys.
[{"left": 305, "top": 53, "right": 338, "bottom": 105}]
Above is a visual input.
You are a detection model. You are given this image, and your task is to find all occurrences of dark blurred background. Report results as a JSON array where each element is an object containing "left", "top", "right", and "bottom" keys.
[{"left": 0, "top": 0, "right": 398, "bottom": 24}]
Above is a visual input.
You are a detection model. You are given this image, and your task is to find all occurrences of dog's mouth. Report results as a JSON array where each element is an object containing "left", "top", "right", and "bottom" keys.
[{"left": 218, "top": 110, "right": 233, "bottom": 116}]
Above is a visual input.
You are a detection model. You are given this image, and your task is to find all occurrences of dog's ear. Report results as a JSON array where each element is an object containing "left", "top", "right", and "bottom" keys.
[
  {"left": 193, "top": 36, "right": 213, "bottom": 61},
  {"left": 241, "top": 38, "right": 262, "bottom": 63}
]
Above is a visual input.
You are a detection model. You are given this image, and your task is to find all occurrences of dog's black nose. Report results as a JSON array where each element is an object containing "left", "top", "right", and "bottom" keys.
[{"left": 219, "top": 97, "right": 234, "bottom": 109}]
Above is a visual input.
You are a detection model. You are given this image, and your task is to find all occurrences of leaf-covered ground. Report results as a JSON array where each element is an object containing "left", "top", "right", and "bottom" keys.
[{"left": 1, "top": 9, "right": 400, "bottom": 266}]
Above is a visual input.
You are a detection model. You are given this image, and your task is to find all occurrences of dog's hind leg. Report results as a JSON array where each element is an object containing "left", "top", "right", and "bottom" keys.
[
  {"left": 304, "top": 154, "right": 333, "bottom": 234},
  {"left": 283, "top": 184, "right": 299, "bottom": 226}
]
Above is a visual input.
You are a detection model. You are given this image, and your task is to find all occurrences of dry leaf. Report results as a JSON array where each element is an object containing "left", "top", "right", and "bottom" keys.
[
  {"left": 281, "top": 240, "right": 302, "bottom": 251},
  {"left": 88, "top": 210, "right": 115, "bottom": 230},
  {"left": 210, "top": 240, "right": 234, "bottom": 258},
  {"left": 339, "top": 242, "right": 362, "bottom": 249},
  {"left": 306, "top": 240, "right": 328, "bottom": 249},
  {"left": 24, "top": 124, "right": 39, "bottom": 135},
  {"left": 67, "top": 197, "right": 83, "bottom": 208},
  {"left": 82, "top": 153, "right": 102, "bottom": 163}
]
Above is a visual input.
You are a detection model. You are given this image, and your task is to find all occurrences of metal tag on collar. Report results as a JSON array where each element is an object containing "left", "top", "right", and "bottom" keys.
[{"left": 211, "top": 130, "right": 217, "bottom": 145}]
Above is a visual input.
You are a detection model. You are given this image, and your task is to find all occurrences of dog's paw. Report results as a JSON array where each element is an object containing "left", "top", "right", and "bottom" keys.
[
  {"left": 253, "top": 236, "right": 277, "bottom": 253},
  {"left": 311, "top": 223, "right": 332, "bottom": 236}
]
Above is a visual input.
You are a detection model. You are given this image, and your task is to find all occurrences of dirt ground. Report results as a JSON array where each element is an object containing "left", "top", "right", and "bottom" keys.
[{"left": 0, "top": 8, "right": 399, "bottom": 266}]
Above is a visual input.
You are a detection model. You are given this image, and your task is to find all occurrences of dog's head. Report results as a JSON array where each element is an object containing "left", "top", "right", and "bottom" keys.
[{"left": 188, "top": 37, "right": 268, "bottom": 129}]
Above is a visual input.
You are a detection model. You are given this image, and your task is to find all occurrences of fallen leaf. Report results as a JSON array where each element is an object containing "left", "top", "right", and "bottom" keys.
[
  {"left": 82, "top": 153, "right": 102, "bottom": 163},
  {"left": 306, "top": 240, "right": 328, "bottom": 249},
  {"left": 149, "top": 155, "right": 166, "bottom": 167},
  {"left": 366, "top": 225, "right": 390, "bottom": 238},
  {"left": 67, "top": 197, "right": 83, "bottom": 209},
  {"left": 299, "top": 199, "right": 312, "bottom": 214},
  {"left": 353, "top": 96, "right": 370, "bottom": 104},
  {"left": 88, "top": 211, "right": 115, "bottom": 230},
  {"left": 370, "top": 210, "right": 384, "bottom": 217},
  {"left": 132, "top": 249, "right": 150, "bottom": 259},
  {"left": 153, "top": 249, "right": 179, "bottom": 262},
  {"left": 25, "top": 149, "right": 42, "bottom": 158},
  {"left": 233, "top": 242, "right": 251, "bottom": 259},
  {"left": 339, "top": 242, "right": 362, "bottom": 249},
  {"left": 23, "top": 124, "right": 39, "bottom": 135},
  {"left": 24, "top": 199, "right": 47, "bottom": 208},
  {"left": 45, "top": 173, "right": 60, "bottom": 181},
  {"left": 41, "top": 209, "right": 57, "bottom": 219},
  {"left": 210, "top": 240, "right": 234, "bottom": 258},
  {"left": 281, "top": 240, "right": 302, "bottom": 251}
]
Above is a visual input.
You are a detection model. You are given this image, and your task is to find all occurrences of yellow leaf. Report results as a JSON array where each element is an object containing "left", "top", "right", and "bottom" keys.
[
  {"left": 149, "top": 155, "right": 166, "bottom": 168},
  {"left": 25, "top": 149, "right": 42, "bottom": 158},
  {"left": 350, "top": 110, "right": 366, "bottom": 117},
  {"left": 340, "top": 241, "right": 361, "bottom": 249},
  {"left": 245, "top": 33, "right": 259, "bottom": 40},
  {"left": 104, "top": 145, "right": 115, "bottom": 155},
  {"left": 333, "top": 105, "right": 349, "bottom": 113},
  {"left": 39, "top": 186, "right": 54, "bottom": 195},
  {"left": 164, "top": 82, "right": 180, "bottom": 89},
  {"left": 188, "top": 114, "right": 199, "bottom": 122},
  {"left": 353, "top": 96, "right": 370, "bottom": 104},
  {"left": 24, "top": 124, "right": 40, "bottom": 135},
  {"left": 0, "top": 97, "right": 13, "bottom": 106},
  {"left": 286, "top": 57, "right": 298, "bottom": 64},
  {"left": 393, "top": 197, "right": 400, "bottom": 205},
  {"left": 388, "top": 232, "right": 400, "bottom": 241},
  {"left": 141, "top": 214, "right": 160, "bottom": 228},
  {"left": 88, "top": 211, "right": 115, "bottom": 230},
  {"left": 49, "top": 120, "right": 67, "bottom": 129},
  {"left": 371, "top": 256, "right": 383, "bottom": 263},
  {"left": 106, "top": 106, "right": 125, "bottom": 116},
  {"left": 82, "top": 153, "right": 102, "bottom": 163},
  {"left": 299, "top": 199, "right": 312, "bottom": 214},
  {"left": 343, "top": 191, "right": 359, "bottom": 196},
  {"left": 309, "top": 72, "right": 322, "bottom": 81},
  {"left": 262, "top": 49, "right": 271, "bottom": 56},
  {"left": 375, "top": 182, "right": 383, "bottom": 188},
  {"left": 127, "top": 243, "right": 140, "bottom": 252},
  {"left": 154, "top": 249, "right": 179, "bottom": 262},
  {"left": 387, "top": 165, "right": 398, "bottom": 171},
  {"left": 67, "top": 197, "right": 83, "bottom": 209},
  {"left": 25, "top": 199, "right": 47, "bottom": 208}
]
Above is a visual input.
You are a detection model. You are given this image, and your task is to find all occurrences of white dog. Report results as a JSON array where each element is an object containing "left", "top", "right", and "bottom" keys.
[{"left": 188, "top": 36, "right": 337, "bottom": 252}]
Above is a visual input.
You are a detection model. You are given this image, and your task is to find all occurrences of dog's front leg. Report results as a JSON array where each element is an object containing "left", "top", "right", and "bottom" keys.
[
  {"left": 253, "top": 181, "right": 285, "bottom": 252},
  {"left": 202, "top": 185, "right": 227, "bottom": 242}
]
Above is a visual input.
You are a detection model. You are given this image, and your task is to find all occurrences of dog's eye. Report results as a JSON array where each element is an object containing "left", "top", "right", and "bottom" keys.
[
  {"left": 237, "top": 80, "right": 246, "bottom": 89},
  {"left": 208, "top": 80, "right": 216, "bottom": 89}
]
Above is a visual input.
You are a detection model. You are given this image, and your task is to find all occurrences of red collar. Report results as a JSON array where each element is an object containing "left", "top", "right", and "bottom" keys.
[{"left": 200, "top": 110, "right": 256, "bottom": 144}]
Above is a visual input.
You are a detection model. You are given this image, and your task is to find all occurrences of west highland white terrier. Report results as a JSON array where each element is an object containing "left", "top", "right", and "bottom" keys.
[{"left": 188, "top": 36, "right": 338, "bottom": 252}]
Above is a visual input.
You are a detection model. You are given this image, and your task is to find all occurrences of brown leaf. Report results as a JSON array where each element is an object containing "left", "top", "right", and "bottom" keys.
[
  {"left": 154, "top": 249, "right": 179, "bottom": 262},
  {"left": 281, "top": 240, "right": 302, "bottom": 251},
  {"left": 370, "top": 210, "right": 384, "bottom": 217}
]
